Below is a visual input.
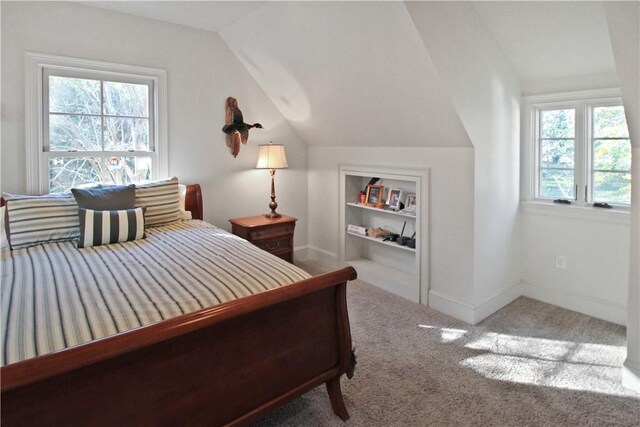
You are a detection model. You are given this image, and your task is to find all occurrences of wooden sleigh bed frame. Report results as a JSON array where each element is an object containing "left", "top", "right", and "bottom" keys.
[{"left": 1, "top": 184, "right": 357, "bottom": 426}]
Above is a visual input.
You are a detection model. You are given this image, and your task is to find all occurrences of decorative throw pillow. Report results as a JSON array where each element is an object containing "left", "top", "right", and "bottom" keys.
[
  {"left": 71, "top": 184, "right": 136, "bottom": 210},
  {"left": 134, "top": 177, "right": 181, "bottom": 228},
  {"left": 78, "top": 207, "right": 145, "bottom": 248},
  {"left": 3, "top": 193, "right": 79, "bottom": 250}
]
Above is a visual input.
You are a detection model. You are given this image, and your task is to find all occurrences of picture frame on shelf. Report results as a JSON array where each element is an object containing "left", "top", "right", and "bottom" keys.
[
  {"left": 387, "top": 188, "right": 403, "bottom": 211},
  {"left": 403, "top": 193, "right": 417, "bottom": 215},
  {"left": 405, "top": 193, "right": 416, "bottom": 208},
  {"left": 365, "top": 185, "right": 384, "bottom": 206}
]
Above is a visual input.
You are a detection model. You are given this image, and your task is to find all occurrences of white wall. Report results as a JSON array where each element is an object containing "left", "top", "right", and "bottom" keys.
[
  {"left": 520, "top": 206, "right": 629, "bottom": 325},
  {"left": 604, "top": 0, "right": 640, "bottom": 391},
  {"left": 506, "top": 0, "right": 638, "bottom": 331},
  {"left": 522, "top": 72, "right": 619, "bottom": 96},
  {"left": 518, "top": 90, "right": 631, "bottom": 326},
  {"left": 407, "top": 2, "right": 522, "bottom": 323},
  {"left": 0, "top": 1, "right": 309, "bottom": 248},
  {"left": 307, "top": 146, "right": 476, "bottom": 307}
]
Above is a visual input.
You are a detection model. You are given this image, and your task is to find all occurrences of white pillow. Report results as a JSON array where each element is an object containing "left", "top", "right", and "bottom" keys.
[
  {"left": 1, "top": 206, "right": 8, "bottom": 250},
  {"left": 178, "top": 184, "right": 193, "bottom": 220}
]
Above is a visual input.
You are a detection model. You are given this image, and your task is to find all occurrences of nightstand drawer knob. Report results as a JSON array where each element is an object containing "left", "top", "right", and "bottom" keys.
[{"left": 266, "top": 241, "right": 280, "bottom": 250}]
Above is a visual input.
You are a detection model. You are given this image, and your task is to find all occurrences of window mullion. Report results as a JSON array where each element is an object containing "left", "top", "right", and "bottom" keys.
[
  {"left": 100, "top": 80, "right": 105, "bottom": 152},
  {"left": 574, "top": 102, "right": 587, "bottom": 206},
  {"left": 535, "top": 108, "right": 542, "bottom": 199}
]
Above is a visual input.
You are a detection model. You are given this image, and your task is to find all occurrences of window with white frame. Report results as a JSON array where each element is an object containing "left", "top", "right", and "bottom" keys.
[
  {"left": 531, "top": 92, "right": 631, "bottom": 208},
  {"left": 27, "top": 53, "right": 167, "bottom": 194}
]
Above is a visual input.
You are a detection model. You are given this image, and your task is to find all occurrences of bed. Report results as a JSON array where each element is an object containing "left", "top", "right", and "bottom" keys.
[{"left": 1, "top": 184, "right": 357, "bottom": 426}]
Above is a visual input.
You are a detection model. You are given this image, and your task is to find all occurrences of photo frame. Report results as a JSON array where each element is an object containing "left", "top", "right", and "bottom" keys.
[
  {"left": 387, "top": 188, "right": 403, "bottom": 211},
  {"left": 405, "top": 193, "right": 417, "bottom": 208},
  {"left": 365, "top": 185, "right": 384, "bottom": 206}
]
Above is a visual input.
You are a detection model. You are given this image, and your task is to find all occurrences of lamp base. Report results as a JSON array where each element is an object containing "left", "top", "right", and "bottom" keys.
[{"left": 264, "top": 169, "right": 283, "bottom": 219}]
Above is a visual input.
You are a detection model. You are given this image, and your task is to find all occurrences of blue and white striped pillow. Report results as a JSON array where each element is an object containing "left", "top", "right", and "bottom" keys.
[
  {"left": 78, "top": 207, "right": 146, "bottom": 248},
  {"left": 134, "top": 177, "right": 181, "bottom": 228},
  {"left": 3, "top": 193, "right": 80, "bottom": 250}
]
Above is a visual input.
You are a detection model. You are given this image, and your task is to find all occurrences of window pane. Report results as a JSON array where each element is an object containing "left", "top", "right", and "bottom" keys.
[
  {"left": 49, "top": 114, "right": 101, "bottom": 151},
  {"left": 49, "top": 76, "right": 100, "bottom": 115},
  {"left": 593, "top": 139, "right": 631, "bottom": 171},
  {"left": 104, "top": 118, "right": 150, "bottom": 151},
  {"left": 593, "top": 172, "right": 631, "bottom": 204},
  {"left": 540, "top": 169, "right": 574, "bottom": 199},
  {"left": 49, "top": 156, "right": 152, "bottom": 193},
  {"left": 103, "top": 81, "right": 149, "bottom": 117},
  {"left": 541, "top": 109, "right": 575, "bottom": 138},
  {"left": 541, "top": 139, "right": 574, "bottom": 168},
  {"left": 593, "top": 106, "right": 629, "bottom": 138}
]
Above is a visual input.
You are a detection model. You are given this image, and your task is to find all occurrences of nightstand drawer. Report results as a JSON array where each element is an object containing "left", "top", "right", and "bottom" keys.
[
  {"left": 228, "top": 214, "right": 298, "bottom": 264},
  {"left": 254, "top": 237, "right": 292, "bottom": 253},
  {"left": 249, "top": 224, "right": 294, "bottom": 241}
]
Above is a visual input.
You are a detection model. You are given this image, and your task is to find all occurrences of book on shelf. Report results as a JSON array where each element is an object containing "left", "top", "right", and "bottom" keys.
[{"left": 347, "top": 224, "right": 367, "bottom": 236}]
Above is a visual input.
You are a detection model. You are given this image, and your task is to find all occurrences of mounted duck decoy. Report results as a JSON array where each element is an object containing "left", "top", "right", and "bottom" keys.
[{"left": 222, "top": 97, "right": 263, "bottom": 158}]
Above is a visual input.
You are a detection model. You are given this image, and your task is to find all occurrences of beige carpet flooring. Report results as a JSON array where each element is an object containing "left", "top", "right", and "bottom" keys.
[{"left": 254, "top": 261, "right": 640, "bottom": 426}]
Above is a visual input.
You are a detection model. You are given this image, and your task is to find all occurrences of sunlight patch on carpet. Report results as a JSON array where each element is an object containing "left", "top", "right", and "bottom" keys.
[
  {"left": 460, "top": 332, "right": 636, "bottom": 397},
  {"left": 418, "top": 324, "right": 467, "bottom": 343}
]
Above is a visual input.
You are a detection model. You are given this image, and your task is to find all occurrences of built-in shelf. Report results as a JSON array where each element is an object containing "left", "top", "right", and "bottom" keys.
[
  {"left": 346, "top": 231, "right": 416, "bottom": 252},
  {"left": 345, "top": 258, "right": 416, "bottom": 301},
  {"left": 339, "top": 164, "right": 428, "bottom": 304},
  {"left": 346, "top": 202, "right": 416, "bottom": 218}
]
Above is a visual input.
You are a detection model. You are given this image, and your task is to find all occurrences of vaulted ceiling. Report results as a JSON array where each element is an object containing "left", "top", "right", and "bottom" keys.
[
  {"left": 77, "top": 1, "right": 620, "bottom": 148},
  {"left": 81, "top": 1, "right": 617, "bottom": 84}
]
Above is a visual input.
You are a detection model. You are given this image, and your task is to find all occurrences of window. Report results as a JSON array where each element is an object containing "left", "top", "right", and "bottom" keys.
[
  {"left": 530, "top": 91, "right": 631, "bottom": 208},
  {"left": 590, "top": 105, "right": 631, "bottom": 204},
  {"left": 27, "top": 53, "right": 167, "bottom": 194},
  {"left": 538, "top": 108, "right": 576, "bottom": 199}
]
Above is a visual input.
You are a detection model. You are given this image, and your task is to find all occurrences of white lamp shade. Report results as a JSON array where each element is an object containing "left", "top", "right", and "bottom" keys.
[{"left": 256, "top": 143, "right": 288, "bottom": 169}]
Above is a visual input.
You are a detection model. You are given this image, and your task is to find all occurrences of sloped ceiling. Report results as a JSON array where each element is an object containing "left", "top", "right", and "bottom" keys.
[
  {"left": 473, "top": 1, "right": 616, "bottom": 82},
  {"left": 219, "top": 1, "right": 472, "bottom": 147},
  {"left": 74, "top": 1, "right": 620, "bottom": 148},
  {"left": 79, "top": 1, "right": 265, "bottom": 33}
]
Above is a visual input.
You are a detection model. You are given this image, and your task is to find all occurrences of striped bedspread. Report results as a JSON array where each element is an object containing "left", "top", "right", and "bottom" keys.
[{"left": 1, "top": 220, "right": 310, "bottom": 366}]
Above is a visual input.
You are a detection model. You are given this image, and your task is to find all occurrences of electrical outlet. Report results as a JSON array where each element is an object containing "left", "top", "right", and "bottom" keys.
[{"left": 556, "top": 255, "right": 567, "bottom": 270}]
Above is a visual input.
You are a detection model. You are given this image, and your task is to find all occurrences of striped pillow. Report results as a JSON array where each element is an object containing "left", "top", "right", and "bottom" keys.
[
  {"left": 78, "top": 207, "right": 145, "bottom": 248},
  {"left": 134, "top": 177, "right": 181, "bottom": 228},
  {"left": 3, "top": 193, "right": 79, "bottom": 250}
]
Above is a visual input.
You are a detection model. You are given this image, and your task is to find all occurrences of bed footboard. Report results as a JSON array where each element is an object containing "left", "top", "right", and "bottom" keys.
[{"left": 1, "top": 267, "right": 357, "bottom": 426}]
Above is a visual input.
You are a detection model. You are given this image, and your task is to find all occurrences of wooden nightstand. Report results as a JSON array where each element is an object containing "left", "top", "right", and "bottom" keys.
[{"left": 229, "top": 215, "right": 297, "bottom": 263}]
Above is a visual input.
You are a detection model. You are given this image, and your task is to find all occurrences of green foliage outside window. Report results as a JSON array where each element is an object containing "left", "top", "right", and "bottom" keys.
[
  {"left": 539, "top": 109, "right": 575, "bottom": 199},
  {"left": 592, "top": 106, "right": 631, "bottom": 204},
  {"left": 538, "top": 105, "right": 631, "bottom": 205}
]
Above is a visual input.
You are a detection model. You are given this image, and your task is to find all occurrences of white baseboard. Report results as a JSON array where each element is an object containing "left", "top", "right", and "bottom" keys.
[
  {"left": 520, "top": 281, "right": 626, "bottom": 326},
  {"left": 428, "top": 291, "right": 475, "bottom": 324},
  {"left": 473, "top": 283, "right": 525, "bottom": 324},
  {"left": 307, "top": 246, "right": 339, "bottom": 269},
  {"left": 622, "top": 359, "right": 640, "bottom": 392},
  {"left": 429, "top": 283, "right": 523, "bottom": 325},
  {"left": 293, "top": 246, "right": 309, "bottom": 262},
  {"left": 303, "top": 245, "right": 627, "bottom": 326}
]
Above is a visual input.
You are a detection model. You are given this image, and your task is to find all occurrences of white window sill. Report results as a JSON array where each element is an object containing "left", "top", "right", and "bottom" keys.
[{"left": 520, "top": 201, "right": 630, "bottom": 225}]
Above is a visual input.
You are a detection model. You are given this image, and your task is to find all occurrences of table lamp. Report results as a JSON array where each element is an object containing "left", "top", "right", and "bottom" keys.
[{"left": 256, "top": 142, "right": 288, "bottom": 218}]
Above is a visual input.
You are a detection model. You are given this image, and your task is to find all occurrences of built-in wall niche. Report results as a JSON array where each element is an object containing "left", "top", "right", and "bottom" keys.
[{"left": 339, "top": 165, "right": 429, "bottom": 304}]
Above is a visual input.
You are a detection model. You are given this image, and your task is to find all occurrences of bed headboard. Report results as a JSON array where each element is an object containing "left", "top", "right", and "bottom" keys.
[{"left": 185, "top": 184, "right": 203, "bottom": 220}]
